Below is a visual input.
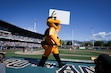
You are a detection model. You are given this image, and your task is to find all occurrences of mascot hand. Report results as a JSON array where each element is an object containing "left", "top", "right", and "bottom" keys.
[
  {"left": 57, "top": 37, "right": 61, "bottom": 44},
  {"left": 41, "top": 41, "right": 48, "bottom": 49},
  {"left": 50, "top": 35, "right": 60, "bottom": 46}
]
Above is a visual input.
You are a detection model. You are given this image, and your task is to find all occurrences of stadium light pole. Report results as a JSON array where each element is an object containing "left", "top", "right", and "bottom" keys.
[
  {"left": 91, "top": 27, "right": 94, "bottom": 49},
  {"left": 72, "top": 29, "right": 74, "bottom": 48},
  {"left": 34, "top": 18, "right": 37, "bottom": 32}
]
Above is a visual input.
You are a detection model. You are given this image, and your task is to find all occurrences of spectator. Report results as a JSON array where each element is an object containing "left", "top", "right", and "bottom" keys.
[
  {"left": 0, "top": 53, "right": 6, "bottom": 73},
  {"left": 95, "top": 54, "right": 111, "bottom": 73}
]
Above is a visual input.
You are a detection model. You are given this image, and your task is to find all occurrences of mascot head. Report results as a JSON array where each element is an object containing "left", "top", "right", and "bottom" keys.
[{"left": 47, "top": 11, "right": 61, "bottom": 31}]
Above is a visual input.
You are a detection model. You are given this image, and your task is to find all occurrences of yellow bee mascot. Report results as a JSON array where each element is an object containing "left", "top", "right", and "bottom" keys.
[{"left": 38, "top": 11, "right": 65, "bottom": 68}]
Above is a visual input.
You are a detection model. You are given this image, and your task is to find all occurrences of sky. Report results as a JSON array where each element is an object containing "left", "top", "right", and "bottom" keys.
[{"left": 0, "top": 0, "right": 111, "bottom": 41}]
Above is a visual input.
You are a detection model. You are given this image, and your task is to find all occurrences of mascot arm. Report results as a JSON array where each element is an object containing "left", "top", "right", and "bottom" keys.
[{"left": 50, "top": 35, "right": 60, "bottom": 46}]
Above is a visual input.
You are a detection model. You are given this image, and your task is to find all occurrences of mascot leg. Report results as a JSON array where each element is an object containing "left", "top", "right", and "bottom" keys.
[
  {"left": 38, "top": 56, "right": 48, "bottom": 67},
  {"left": 53, "top": 54, "right": 65, "bottom": 68},
  {"left": 38, "top": 44, "right": 52, "bottom": 67}
]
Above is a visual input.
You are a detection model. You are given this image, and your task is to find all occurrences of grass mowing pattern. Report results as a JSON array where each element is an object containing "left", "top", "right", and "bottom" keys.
[{"left": 2, "top": 48, "right": 110, "bottom": 60}]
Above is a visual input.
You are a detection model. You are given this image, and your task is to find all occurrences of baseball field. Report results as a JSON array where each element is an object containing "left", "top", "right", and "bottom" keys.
[
  {"left": 1, "top": 48, "right": 111, "bottom": 73},
  {"left": 4, "top": 48, "right": 111, "bottom": 60}
]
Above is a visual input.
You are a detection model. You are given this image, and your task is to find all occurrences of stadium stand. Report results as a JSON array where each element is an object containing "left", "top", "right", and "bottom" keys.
[{"left": 0, "top": 20, "right": 43, "bottom": 50}]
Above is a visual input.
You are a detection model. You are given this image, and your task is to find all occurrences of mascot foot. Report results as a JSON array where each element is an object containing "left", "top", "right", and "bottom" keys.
[
  {"left": 38, "top": 56, "right": 48, "bottom": 67},
  {"left": 59, "top": 63, "right": 66, "bottom": 68},
  {"left": 38, "top": 63, "right": 44, "bottom": 67},
  {"left": 53, "top": 54, "right": 66, "bottom": 68}
]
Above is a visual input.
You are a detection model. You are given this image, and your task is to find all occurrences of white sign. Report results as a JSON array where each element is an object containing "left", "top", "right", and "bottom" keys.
[{"left": 49, "top": 9, "right": 70, "bottom": 25}]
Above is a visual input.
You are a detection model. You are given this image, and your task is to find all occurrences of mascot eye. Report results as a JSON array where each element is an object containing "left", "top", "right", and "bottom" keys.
[
  {"left": 55, "top": 23, "right": 58, "bottom": 26},
  {"left": 53, "top": 17, "right": 56, "bottom": 20}
]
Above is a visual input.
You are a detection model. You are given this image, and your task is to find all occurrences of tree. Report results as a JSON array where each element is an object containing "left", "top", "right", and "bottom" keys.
[
  {"left": 94, "top": 41, "right": 104, "bottom": 46},
  {"left": 66, "top": 41, "right": 72, "bottom": 45},
  {"left": 85, "top": 42, "right": 92, "bottom": 46},
  {"left": 104, "top": 43, "right": 109, "bottom": 47},
  {"left": 107, "top": 41, "right": 111, "bottom": 47},
  {"left": 60, "top": 40, "right": 65, "bottom": 45},
  {"left": 78, "top": 42, "right": 85, "bottom": 46}
]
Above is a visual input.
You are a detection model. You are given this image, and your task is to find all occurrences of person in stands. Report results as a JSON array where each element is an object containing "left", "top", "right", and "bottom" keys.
[{"left": 0, "top": 53, "right": 6, "bottom": 73}]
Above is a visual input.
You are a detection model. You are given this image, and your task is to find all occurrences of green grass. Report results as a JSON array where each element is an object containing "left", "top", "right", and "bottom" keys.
[
  {"left": 3, "top": 49, "right": 42, "bottom": 59},
  {"left": 59, "top": 50, "right": 101, "bottom": 56},
  {"left": 60, "top": 55, "right": 91, "bottom": 60},
  {"left": 2, "top": 48, "right": 111, "bottom": 60}
]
